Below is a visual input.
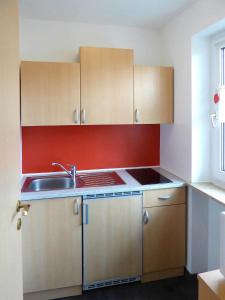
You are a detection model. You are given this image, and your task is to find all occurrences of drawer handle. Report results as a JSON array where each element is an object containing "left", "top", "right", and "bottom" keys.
[
  {"left": 143, "top": 209, "right": 149, "bottom": 225},
  {"left": 158, "top": 195, "right": 172, "bottom": 201}
]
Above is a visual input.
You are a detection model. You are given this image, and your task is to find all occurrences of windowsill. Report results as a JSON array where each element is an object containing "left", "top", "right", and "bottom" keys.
[{"left": 191, "top": 182, "right": 225, "bottom": 206}]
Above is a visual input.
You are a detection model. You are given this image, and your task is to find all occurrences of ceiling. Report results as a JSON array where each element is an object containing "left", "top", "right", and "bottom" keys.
[{"left": 19, "top": 0, "right": 197, "bottom": 29}]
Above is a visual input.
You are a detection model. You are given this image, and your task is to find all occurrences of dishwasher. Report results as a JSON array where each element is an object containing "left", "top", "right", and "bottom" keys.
[{"left": 82, "top": 191, "right": 143, "bottom": 290}]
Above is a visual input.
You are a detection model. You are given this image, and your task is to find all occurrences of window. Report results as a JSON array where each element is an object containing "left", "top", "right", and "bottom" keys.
[{"left": 211, "top": 39, "right": 225, "bottom": 186}]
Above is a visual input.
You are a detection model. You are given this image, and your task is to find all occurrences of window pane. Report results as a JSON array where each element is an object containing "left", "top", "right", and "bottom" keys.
[
  {"left": 221, "top": 48, "right": 225, "bottom": 172},
  {"left": 222, "top": 123, "right": 225, "bottom": 171},
  {"left": 221, "top": 47, "right": 225, "bottom": 86}
]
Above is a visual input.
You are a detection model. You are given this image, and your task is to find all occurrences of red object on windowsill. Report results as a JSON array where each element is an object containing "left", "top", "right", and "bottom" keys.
[{"left": 214, "top": 93, "right": 220, "bottom": 104}]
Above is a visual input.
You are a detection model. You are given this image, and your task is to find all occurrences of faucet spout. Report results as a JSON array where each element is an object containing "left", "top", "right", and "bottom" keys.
[{"left": 52, "top": 162, "right": 77, "bottom": 188}]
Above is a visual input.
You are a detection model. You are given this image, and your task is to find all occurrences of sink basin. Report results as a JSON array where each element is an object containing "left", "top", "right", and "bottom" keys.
[
  {"left": 22, "top": 172, "right": 126, "bottom": 192},
  {"left": 25, "top": 176, "right": 74, "bottom": 192}
]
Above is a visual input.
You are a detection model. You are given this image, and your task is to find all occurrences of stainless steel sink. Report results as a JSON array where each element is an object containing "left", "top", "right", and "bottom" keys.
[
  {"left": 26, "top": 176, "right": 74, "bottom": 192},
  {"left": 22, "top": 172, "right": 126, "bottom": 192}
]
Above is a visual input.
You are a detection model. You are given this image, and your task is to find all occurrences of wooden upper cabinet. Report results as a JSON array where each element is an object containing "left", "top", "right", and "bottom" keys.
[
  {"left": 134, "top": 66, "right": 174, "bottom": 124},
  {"left": 21, "top": 61, "right": 80, "bottom": 126},
  {"left": 80, "top": 47, "right": 134, "bottom": 125}
]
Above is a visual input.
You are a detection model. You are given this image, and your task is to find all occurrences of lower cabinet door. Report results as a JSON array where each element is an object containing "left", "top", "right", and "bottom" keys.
[
  {"left": 83, "top": 195, "right": 143, "bottom": 287},
  {"left": 22, "top": 197, "right": 82, "bottom": 293},
  {"left": 143, "top": 204, "right": 186, "bottom": 274}
]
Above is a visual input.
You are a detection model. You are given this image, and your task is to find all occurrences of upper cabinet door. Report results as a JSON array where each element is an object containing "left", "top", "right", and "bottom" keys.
[
  {"left": 21, "top": 62, "right": 80, "bottom": 126},
  {"left": 134, "top": 66, "right": 174, "bottom": 124},
  {"left": 80, "top": 47, "right": 134, "bottom": 125}
]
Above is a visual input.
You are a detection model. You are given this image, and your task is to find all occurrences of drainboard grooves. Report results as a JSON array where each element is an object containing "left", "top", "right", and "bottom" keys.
[{"left": 77, "top": 171, "right": 125, "bottom": 187}]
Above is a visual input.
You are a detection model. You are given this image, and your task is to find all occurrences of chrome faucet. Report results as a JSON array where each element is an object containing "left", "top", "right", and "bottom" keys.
[{"left": 52, "top": 162, "right": 76, "bottom": 187}]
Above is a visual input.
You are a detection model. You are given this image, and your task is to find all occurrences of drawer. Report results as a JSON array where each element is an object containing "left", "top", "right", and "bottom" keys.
[{"left": 143, "top": 187, "right": 186, "bottom": 207}]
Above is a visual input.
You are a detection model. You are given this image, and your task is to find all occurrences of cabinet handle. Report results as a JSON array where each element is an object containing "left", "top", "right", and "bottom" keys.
[
  {"left": 135, "top": 109, "right": 139, "bottom": 123},
  {"left": 74, "top": 109, "right": 79, "bottom": 124},
  {"left": 143, "top": 209, "right": 149, "bottom": 225},
  {"left": 158, "top": 195, "right": 172, "bottom": 201},
  {"left": 81, "top": 109, "right": 86, "bottom": 124},
  {"left": 74, "top": 198, "right": 80, "bottom": 215},
  {"left": 82, "top": 203, "right": 89, "bottom": 224}
]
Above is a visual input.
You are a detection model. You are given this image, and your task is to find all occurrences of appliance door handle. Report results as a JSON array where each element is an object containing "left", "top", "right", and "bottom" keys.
[
  {"left": 158, "top": 195, "right": 172, "bottom": 201},
  {"left": 82, "top": 203, "right": 89, "bottom": 224},
  {"left": 143, "top": 209, "right": 149, "bottom": 225}
]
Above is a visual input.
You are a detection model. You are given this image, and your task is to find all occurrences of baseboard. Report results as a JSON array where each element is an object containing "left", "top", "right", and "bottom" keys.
[
  {"left": 141, "top": 267, "right": 184, "bottom": 283},
  {"left": 23, "top": 285, "right": 82, "bottom": 300}
]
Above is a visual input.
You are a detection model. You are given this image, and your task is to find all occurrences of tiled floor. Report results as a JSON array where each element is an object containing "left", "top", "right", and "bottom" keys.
[{"left": 59, "top": 276, "right": 198, "bottom": 300}]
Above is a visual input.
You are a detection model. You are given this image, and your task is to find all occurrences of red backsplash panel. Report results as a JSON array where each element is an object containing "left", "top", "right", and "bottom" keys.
[{"left": 22, "top": 125, "right": 160, "bottom": 173}]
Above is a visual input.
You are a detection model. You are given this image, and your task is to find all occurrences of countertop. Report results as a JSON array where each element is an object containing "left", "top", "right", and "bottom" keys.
[{"left": 20, "top": 167, "right": 186, "bottom": 201}]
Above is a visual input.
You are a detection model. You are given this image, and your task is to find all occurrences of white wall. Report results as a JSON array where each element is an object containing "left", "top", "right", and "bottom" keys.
[
  {"left": 20, "top": 18, "right": 161, "bottom": 65},
  {"left": 188, "top": 188, "right": 225, "bottom": 273},
  {"left": 187, "top": 188, "right": 209, "bottom": 274},
  {"left": 191, "top": 35, "right": 211, "bottom": 182},
  {"left": 160, "top": 0, "right": 225, "bottom": 182},
  {"left": 160, "top": 0, "right": 225, "bottom": 274},
  {"left": 208, "top": 199, "right": 225, "bottom": 270}
]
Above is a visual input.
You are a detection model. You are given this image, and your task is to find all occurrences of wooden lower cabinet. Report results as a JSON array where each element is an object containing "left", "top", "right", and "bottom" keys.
[
  {"left": 142, "top": 188, "right": 186, "bottom": 282},
  {"left": 22, "top": 197, "right": 82, "bottom": 299},
  {"left": 21, "top": 187, "right": 186, "bottom": 297}
]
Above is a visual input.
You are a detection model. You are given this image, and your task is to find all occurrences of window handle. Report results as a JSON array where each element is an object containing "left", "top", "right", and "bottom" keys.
[{"left": 210, "top": 112, "right": 218, "bottom": 128}]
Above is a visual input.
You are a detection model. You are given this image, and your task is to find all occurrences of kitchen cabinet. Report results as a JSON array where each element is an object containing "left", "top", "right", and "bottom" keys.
[
  {"left": 21, "top": 61, "right": 80, "bottom": 126},
  {"left": 83, "top": 193, "right": 142, "bottom": 290},
  {"left": 134, "top": 66, "right": 173, "bottom": 124},
  {"left": 20, "top": 49, "right": 174, "bottom": 126},
  {"left": 80, "top": 47, "right": 134, "bottom": 125},
  {"left": 22, "top": 197, "right": 82, "bottom": 299},
  {"left": 142, "top": 187, "right": 186, "bottom": 282}
]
